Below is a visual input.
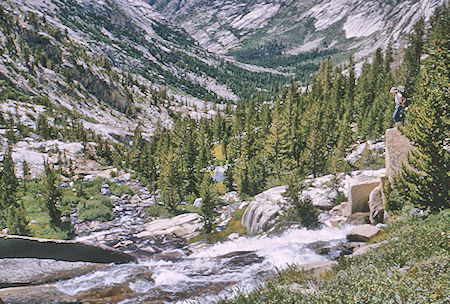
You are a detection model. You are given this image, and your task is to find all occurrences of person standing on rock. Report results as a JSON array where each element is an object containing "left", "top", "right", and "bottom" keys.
[{"left": 390, "top": 86, "right": 406, "bottom": 125}]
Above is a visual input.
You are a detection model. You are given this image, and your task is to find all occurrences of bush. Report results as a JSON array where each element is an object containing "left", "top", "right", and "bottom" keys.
[
  {"left": 146, "top": 204, "right": 171, "bottom": 218},
  {"left": 109, "top": 182, "right": 134, "bottom": 196},
  {"left": 78, "top": 195, "right": 113, "bottom": 222}
]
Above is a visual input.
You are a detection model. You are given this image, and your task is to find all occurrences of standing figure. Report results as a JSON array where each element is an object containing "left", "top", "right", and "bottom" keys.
[{"left": 390, "top": 86, "right": 406, "bottom": 124}]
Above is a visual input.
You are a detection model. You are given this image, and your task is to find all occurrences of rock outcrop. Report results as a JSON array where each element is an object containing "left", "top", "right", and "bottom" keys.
[
  {"left": 347, "top": 177, "right": 380, "bottom": 214},
  {"left": 0, "top": 234, "right": 136, "bottom": 264},
  {"left": 368, "top": 185, "right": 385, "bottom": 224},
  {"left": 385, "top": 127, "right": 416, "bottom": 182},
  {"left": 241, "top": 186, "right": 287, "bottom": 234},
  {"left": 136, "top": 213, "right": 203, "bottom": 239}
]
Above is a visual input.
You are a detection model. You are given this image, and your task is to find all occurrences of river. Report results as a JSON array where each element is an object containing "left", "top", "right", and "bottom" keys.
[{"left": 52, "top": 225, "right": 352, "bottom": 303}]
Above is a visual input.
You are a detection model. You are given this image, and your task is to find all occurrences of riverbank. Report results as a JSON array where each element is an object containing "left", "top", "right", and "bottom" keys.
[{"left": 219, "top": 207, "right": 449, "bottom": 304}]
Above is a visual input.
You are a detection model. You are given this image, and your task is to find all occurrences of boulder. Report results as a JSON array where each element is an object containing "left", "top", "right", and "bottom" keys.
[
  {"left": 348, "top": 178, "right": 380, "bottom": 214},
  {"left": 369, "top": 185, "right": 385, "bottom": 224},
  {"left": 136, "top": 213, "right": 203, "bottom": 239},
  {"left": 385, "top": 127, "right": 416, "bottom": 182},
  {"left": 0, "top": 258, "right": 105, "bottom": 288},
  {"left": 343, "top": 212, "right": 370, "bottom": 225},
  {"left": 328, "top": 215, "right": 347, "bottom": 227},
  {"left": 329, "top": 201, "right": 351, "bottom": 217},
  {"left": 298, "top": 260, "right": 337, "bottom": 276},
  {"left": 346, "top": 224, "right": 380, "bottom": 242},
  {"left": 241, "top": 186, "right": 287, "bottom": 234},
  {"left": 351, "top": 241, "right": 387, "bottom": 257},
  {"left": 0, "top": 234, "right": 136, "bottom": 264}
]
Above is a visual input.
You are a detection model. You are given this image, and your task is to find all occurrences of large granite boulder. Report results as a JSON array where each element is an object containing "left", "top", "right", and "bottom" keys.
[
  {"left": 136, "top": 213, "right": 203, "bottom": 239},
  {"left": 369, "top": 185, "right": 385, "bottom": 224},
  {"left": 385, "top": 127, "right": 416, "bottom": 182},
  {"left": 241, "top": 186, "right": 287, "bottom": 234},
  {"left": 347, "top": 177, "right": 380, "bottom": 214},
  {"left": 347, "top": 224, "right": 380, "bottom": 242},
  {"left": 0, "top": 234, "right": 136, "bottom": 264}
]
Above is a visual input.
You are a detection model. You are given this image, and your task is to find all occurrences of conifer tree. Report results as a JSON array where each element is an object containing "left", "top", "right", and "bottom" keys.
[
  {"left": 158, "top": 147, "right": 184, "bottom": 211},
  {"left": 284, "top": 174, "right": 319, "bottom": 229},
  {"left": 37, "top": 114, "right": 52, "bottom": 139},
  {"left": 199, "top": 173, "right": 218, "bottom": 233},
  {"left": 42, "top": 161, "right": 62, "bottom": 226},
  {"left": 396, "top": 8, "right": 449, "bottom": 212},
  {"left": 22, "top": 160, "right": 30, "bottom": 192},
  {"left": 397, "top": 19, "right": 425, "bottom": 96},
  {"left": 0, "top": 147, "right": 29, "bottom": 234},
  {"left": 264, "top": 105, "right": 291, "bottom": 180}
]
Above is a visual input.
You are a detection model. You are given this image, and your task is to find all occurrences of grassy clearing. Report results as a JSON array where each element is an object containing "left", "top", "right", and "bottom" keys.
[
  {"left": 20, "top": 178, "right": 116, "bottom": 239},
  {"left": 220, "top": 207, "right": 449, "bottom": 303}
]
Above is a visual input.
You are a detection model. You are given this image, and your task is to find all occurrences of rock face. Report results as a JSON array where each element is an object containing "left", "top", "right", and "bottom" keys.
[
  {"left": 348, "top": 178, "right": 381, "bottom": 214},
  {"left": 0, "top": 258, "right": 104, "bottom": 288},
  {"left": 136, "top": 213, "right": 203, "bottom": 239},
  {"left": 369, "top": 185, "right": 385, "bottom": 224},
  {"left": 0, "top": 234, "right": 136, "bottom": 264},
  {"left": 241, "top": 186, "right": 287, "bottom": 234},
  {"left": 347, "top": 225, "right": 380, "bottom": 242},
  {"left": 385, "top": 127, "right": 416, "bottom": 182}
]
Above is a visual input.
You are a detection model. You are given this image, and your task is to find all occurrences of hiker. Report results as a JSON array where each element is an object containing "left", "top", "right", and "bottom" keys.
[{"left": 390, "top": 86, "right": 406, "bottom": 124}]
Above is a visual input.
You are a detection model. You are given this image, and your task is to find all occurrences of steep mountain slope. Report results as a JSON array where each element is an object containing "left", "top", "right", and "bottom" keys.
[
  {"left": 149, "top": 0, "right": 447, "bottom": 64},
  {"left": 0, "top": 0, "right": 290, "bottom": 146}
]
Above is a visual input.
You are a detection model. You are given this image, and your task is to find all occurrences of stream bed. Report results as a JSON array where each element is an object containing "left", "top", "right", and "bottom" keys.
[{"left": 52, "top": 225, "right": 352, "bottom": 303}]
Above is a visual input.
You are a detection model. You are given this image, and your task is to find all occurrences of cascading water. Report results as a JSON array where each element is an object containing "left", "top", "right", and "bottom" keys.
[{"left": 53, "top": 225, "right": 353, "bottom": 303}]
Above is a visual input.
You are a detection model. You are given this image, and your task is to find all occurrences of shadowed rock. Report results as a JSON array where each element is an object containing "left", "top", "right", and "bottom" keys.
[{"left": 0, "top": 234, "right": 136, "bottom": 264}]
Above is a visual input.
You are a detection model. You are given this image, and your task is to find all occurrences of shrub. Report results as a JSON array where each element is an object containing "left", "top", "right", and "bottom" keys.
[
  {"left": 146, "top": 204, "right": 171, "bottom": 218},
  {"left": 109, "top": 182, "right": 134, "bottom": 196},
  {"left": 78, "top": 195, "right": 113, "bottom": 222}
]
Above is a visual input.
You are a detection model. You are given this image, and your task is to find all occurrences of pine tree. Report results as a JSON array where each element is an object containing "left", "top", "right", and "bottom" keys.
[
  {"left": 199, "top": 173, "right": 218, "bottom": 233},
  {"left": 158, "top": 147, "right": 184, "bottom": 211},
  {"left": 37, "top": 114, "right": 52, "bottom": 139},
  {"left": 284, "top": 174, "right": 319, "bottom": 229},
  {"left": 0, "top": 146, "right": 29, "bottom": 234},
  {"left": 22, "top": 160, "right": 30, "bottom": 192},
  {"left": 396, "top": 8, "right": 449, "bottom": 212},
  {"left": 397, "top": 19, "right": 425, "bottom": 96},
  {"left": 42, "top": 161, "right": 62, "bottom": 226},
  {"left": 264, "top": 105, "right": 291, "bottom": 180}
]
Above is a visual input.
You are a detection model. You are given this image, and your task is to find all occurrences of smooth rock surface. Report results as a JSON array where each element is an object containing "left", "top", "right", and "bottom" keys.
[
  {"left": 369, "top": 185, "right": 385, "bottom": 224},
  {"left": 136, "top": 213, "right": 203, "bottom": 239},
  {"left": 0, "top": 234, "right": 136, "bottom": 264},
  {"left": 241, "top": 186, "right": 287, "bottom": 234},
  {"left": 347, "top": 224, "right": 380, "bottom": 242},
  {"left": 0, "top": 258, "right": 104, "bottom": 288},
  {"left": 385, "top": 127, "right": 416, "bottom": 182},
  {"left": 0, "top": 286, "right": 77, "bottom": 303},
  {"left": 348, "top": 178, "right": 380, "bottom": 214}
]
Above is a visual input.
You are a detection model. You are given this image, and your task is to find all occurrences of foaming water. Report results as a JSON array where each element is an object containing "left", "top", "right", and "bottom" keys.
[{"left": 53, "top": 225, "right": 353, "bottom": 303}]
